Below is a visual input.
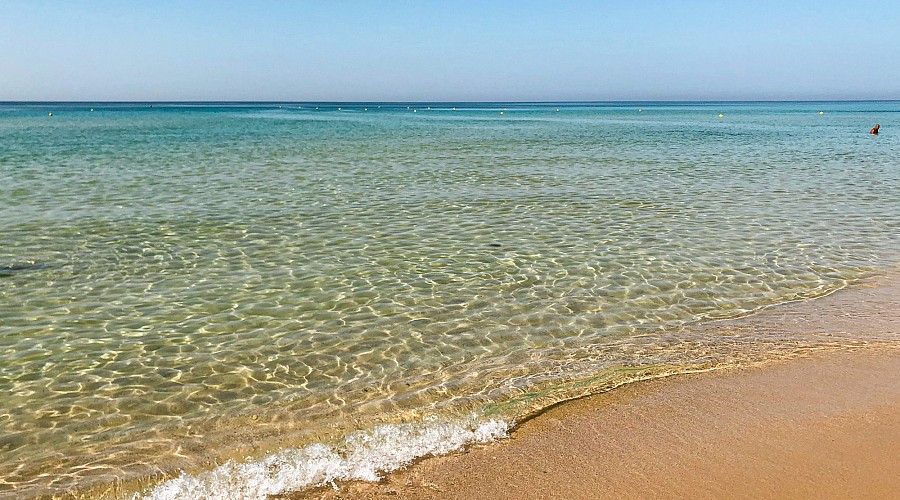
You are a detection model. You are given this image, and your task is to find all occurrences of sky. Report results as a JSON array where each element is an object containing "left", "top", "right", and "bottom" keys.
[{"left": 2, "top": 1, "right": 899, "bottom": 101}]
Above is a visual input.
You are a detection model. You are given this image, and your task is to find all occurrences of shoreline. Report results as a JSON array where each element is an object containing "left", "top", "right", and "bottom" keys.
[
  {"left": 293, "top": 345, "right": 900, "bottom": 500},
  {"left": 290, "top": 273, "right": 900, "bottom": 499},
  {"left": 59, "top": 272, "right": 900, "bottom": 499}
]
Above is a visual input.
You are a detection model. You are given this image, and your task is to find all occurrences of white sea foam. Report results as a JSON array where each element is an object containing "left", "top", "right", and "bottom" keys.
[{"left": 140, "top": 415, "right": 509, "bottom": 500}]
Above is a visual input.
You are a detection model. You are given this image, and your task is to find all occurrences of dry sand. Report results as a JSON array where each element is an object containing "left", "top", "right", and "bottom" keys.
[{"left": 290, "top": 273, "right": 900, "bottom": 500}]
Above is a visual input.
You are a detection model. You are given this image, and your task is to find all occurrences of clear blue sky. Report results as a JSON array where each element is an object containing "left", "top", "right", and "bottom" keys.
[{"left": 2, "top": 1, "right": 899, "bottom": 101}]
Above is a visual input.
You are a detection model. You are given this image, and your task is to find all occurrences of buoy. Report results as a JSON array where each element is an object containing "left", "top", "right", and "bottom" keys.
[
  {"left": 48, "top": 112, "right": 53, "bottom": 116},
  {"left": 719, "top": 114, "right": 724, "bottom": 118}
]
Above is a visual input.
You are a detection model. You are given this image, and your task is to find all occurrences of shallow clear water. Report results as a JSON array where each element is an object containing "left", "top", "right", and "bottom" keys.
[{"left": 1, "top": 102, "right": 898, "bottom": 498}]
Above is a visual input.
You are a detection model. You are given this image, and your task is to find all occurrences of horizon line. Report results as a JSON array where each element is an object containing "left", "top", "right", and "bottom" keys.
[{"left": 3, "top": 99, "right": 900, "bottom": 105}]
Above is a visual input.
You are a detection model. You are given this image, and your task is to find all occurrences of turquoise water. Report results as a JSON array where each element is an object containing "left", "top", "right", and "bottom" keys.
[{"left": 1, "top": 102, "right": 898, "bottom": 498}]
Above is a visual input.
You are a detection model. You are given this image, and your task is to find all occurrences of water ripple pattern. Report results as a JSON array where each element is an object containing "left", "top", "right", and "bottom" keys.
[{"left": 0, "top": 102, "right": 898, "bottom": 498}]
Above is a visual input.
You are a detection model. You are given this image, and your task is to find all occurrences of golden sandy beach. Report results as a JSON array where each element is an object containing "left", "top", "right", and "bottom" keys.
[
  {"left": 293, "top": 274, "right": 900, "bottom": 500},
  {"left": 291, "top": 347, "right": 900, "bottom": 500}
]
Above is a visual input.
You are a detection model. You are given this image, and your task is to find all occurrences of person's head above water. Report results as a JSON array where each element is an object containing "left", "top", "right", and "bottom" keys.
[{"left": 870, "top": 124, "right": 880, "bottom": 135}]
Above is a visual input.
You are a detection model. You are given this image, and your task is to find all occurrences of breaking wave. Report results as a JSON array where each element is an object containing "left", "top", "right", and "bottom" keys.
[{"left": 140, "top": 415, "right": 509, "bottom": 500}]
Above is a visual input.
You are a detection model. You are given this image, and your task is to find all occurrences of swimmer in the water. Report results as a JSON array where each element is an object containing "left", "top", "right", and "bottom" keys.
[{"left": 870, "top": 124, "right": 880, "bottom": 135}]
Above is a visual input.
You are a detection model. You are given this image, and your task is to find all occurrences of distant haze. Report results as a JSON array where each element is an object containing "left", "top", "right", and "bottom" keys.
[{"left": 2, "top": 0, "right": 899, "bottom": 101}]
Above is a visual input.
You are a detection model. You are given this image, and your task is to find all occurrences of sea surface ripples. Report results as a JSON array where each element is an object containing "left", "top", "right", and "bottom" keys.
[{"left": 0, "top": 102, "right": 898, "bottom": 498}]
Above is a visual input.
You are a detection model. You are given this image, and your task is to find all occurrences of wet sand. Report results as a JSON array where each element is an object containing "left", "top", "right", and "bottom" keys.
[
  {"left": 55, "top": 275, "right": 898, "bottom": 500},
  {"left": 292, "top": 272, "right": 900, "bottom": 500},
  {"left": 293, "top": 346, "right": 900, "bottom": 499}
]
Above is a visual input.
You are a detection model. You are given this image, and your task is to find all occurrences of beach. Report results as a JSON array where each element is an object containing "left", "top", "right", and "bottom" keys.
[
  {"left": 1, "top": 102, "right": 898, "bottom": 499},
  {"left": 293, "top": 271, "right": 900, "bottom": 499},
  {"left": 294, "top": 346, "right": 900, "bottom": 500},
  {"left": 5, "top": 1, "right": 900, "bottom": 497}
]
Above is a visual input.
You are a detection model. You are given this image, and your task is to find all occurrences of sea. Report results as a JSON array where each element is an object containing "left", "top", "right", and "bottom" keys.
[{"left": 1, "top": 101, "right": 898, "bottom": 499}]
